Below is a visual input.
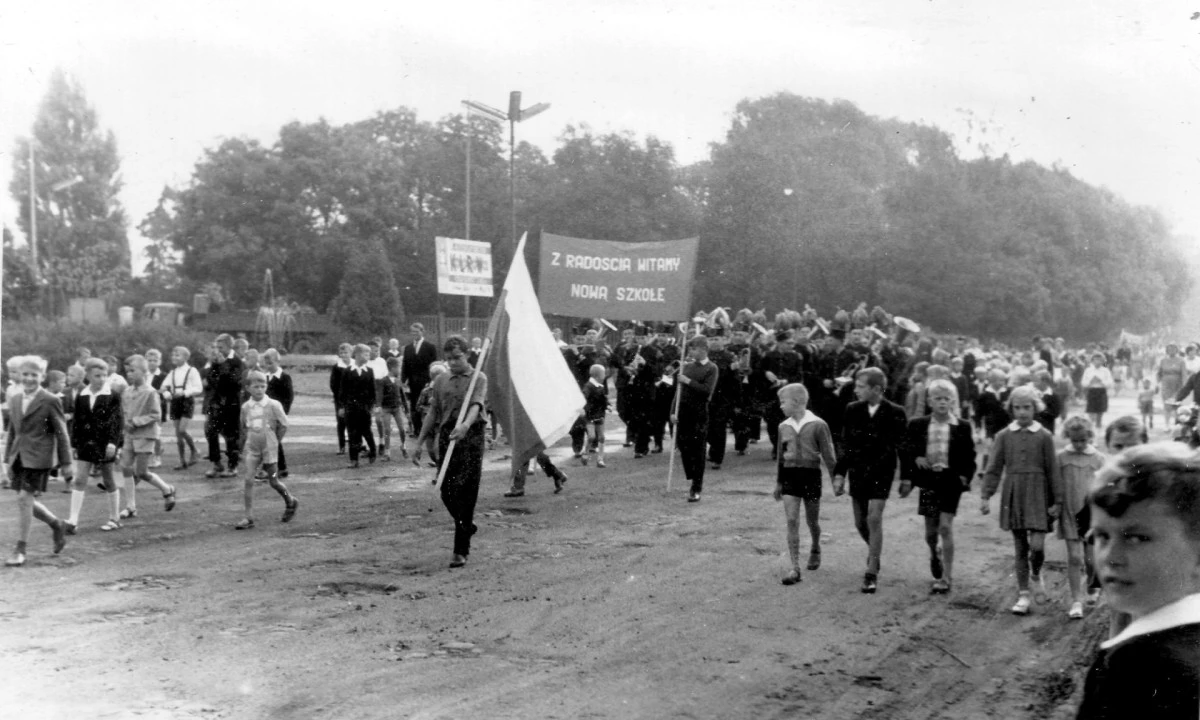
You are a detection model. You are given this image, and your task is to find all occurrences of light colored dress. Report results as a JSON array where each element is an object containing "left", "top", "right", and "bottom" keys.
[
  {"left": 983, "top": 421, "right": 1063, "bottom": 532},
  {"left": 1056, "top": 446, "right": 1105, "bottom": 540},
  {"left": 1159, "top": 356, "right": 1185, "bottom": 402}
]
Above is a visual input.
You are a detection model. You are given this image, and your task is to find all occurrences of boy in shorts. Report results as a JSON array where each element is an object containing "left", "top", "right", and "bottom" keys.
[
  {"left": 234, "top": 371, "right": 296, "bottom": 529},
  {"left": 775, "top": 383, "right": 836, "bottom": 585},
  {"left": 379, "top": 356, "right": 409, "bottom": 461},
  {"left": 70, "top": 358, "right": 123, "bottom": 532},
  {"left": 1076, "top": 443, "right": 1200, "bottom": 718},
  {"left": 582, "top": 364, "right": 609, "bottom": 468},
  {"left": 900, "top": 379, "right": 977, "bottom": 594},
  {"left": 5, "top": 355, "right": 73, "bottom": 565},
  {"left": 118, "top": 355, "right": 176, "bottom": 520}
]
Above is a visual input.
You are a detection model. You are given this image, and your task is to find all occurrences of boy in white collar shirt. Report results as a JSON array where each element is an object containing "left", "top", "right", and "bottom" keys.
[
  {"left": 234, "top": 371, "right": 297, "bottom": 529},
  {"left": 774, "top": 383, "right": 836, "bottom": 585},
  {"left": 5, "top": 355, "right": 73, "bottom": 566},
  {"left": 1076, "top": 443, "right": 1200, "bottom": 718}
]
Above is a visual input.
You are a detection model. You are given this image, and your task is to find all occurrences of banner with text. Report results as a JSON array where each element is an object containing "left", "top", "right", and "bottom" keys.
[
  {"left": 436, "top": 236, "right": 494, "bottom": 297},
  {"left": 538, "top": 233, "right": 699, "bottom": 321}
]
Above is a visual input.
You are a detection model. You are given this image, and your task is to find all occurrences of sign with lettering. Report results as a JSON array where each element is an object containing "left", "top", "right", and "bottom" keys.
[
  {"left": 435, "top": 237, "right": 494, "bottom": 297},
  {"left": 538, "top": 233, "right": 699, "bottom": 320}
]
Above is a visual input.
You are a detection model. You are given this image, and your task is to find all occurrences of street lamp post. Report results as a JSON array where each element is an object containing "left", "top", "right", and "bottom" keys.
[
  {"left": 27, "top": 139, "right": 85, "bottom": 316},
  {"left": 462, "top": 91, "right": 550, "bottom": 247}
]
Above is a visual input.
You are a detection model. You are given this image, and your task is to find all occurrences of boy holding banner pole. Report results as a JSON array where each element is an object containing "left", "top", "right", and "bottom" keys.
[{"left": 413, "top": 333, "right": 490, "bottom": 569}]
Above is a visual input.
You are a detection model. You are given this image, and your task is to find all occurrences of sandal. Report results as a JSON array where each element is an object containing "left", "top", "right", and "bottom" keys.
[
  {"left": 163, "top": 487, "right": 177, "bottom": 512},
  {"left": 234, "top": 518, "right": 255, "bottom": 530},
  {"left": 119, "top": 508, "right": 138, "bottom": 520},
  {"left": 100, "top": 520, "right": 123, "bottom": 532},
  {"left": 281, "top": 498, "right": 299, "bottom": 523}
]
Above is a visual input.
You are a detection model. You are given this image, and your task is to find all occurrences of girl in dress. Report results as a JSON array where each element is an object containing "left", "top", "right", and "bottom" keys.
[
  {"left": 1058, "top": 417, "right": 1106, "bottom": 619},
  {"left": 1157, "top": 343, "right": 1185, "bottom": 427},
  {"left": 1081, "top": 352, "right": 1113, "bottom": 430},
  {"left": 981, "top": 386, "right": 1063, "bottom": 615}
]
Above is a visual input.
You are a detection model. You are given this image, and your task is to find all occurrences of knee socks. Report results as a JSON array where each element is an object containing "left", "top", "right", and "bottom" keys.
[{"left": 69, "top": 490, "right": 85, "bottom": 525}]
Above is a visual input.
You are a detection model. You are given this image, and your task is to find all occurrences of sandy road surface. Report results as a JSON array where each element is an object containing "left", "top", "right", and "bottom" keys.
[{"left": 0, "top": 384, "right": 1160, "bottom": 719}]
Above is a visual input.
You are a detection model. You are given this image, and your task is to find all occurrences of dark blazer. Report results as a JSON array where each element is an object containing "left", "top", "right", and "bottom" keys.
[
  {"left": 339, "top": 366, "right": 378, "bottom": 410},
  {"left": 329, "top": 363, "right": 348, "bottom": 407},
  {"left": 206, "top": 354, "right": 245, "bottom": 413},
  {"left": 901, "top": 416, "right": 976, "bottom": 489},
  {"left": 72, "top": 389, "right": 124, "bottom": 462},
  {"left": 401, "top": 340, "right": 438, "bottom": 392},
  {"left": 266, "top": 371, "right": 294, "bottom": 414},
  {"left": 834, "top": 398, "right": 908, "bottom": 481},
  {"left": 5, "top": 388, "right": 73, "bottom": 470}
]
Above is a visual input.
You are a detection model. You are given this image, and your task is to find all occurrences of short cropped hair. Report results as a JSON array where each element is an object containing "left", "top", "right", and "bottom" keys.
[
  {"left": 145, "top": 348, "right": 162, "bottom": 360},
  {"left": 410, "top": 323, "right": 425, "bottom": 333},
  {"left": 386, "top": 356, "right": 401, "bottom": 370},
  {"left": 1005, "top": 385, "right": 1044, "bottom": 414},
  {"left": 338, "top": 343, "right": 353, "bottom": 354},
  {"left": 172, "top": 346, "right": 191, "bottom": 361},
  {"left": 443, "top": 334, "right": 469, "bottom": 355},
  {"left": 856, "top": 366, "right": 887, "bottom": 390},
  {"left": 1062, "top": 415, "right": 1094, "bottom": 441},
  {"left": 1105, "top": 416, "right": 1148, "bottom": 447},
  {"left": 46, "top": 370, "right": 65, "bottom": 384},
  {"left": 687, "top": 335, "right": 709, "bottom": 350},
  {"left": 429, "top": 362, "right": 448, "bottom": 378},
  {"left": 215, "top": 333, "right": 233, "bottom": 344},
  {"left": 778, "top": 382, "right": 809, "bottom": 407},
  {"left": 925, "top": 378, "right": 958, "bottom": 405},
  {"left": 84, "top": 358, "right": 109, "bottom": 375},
  {"left": 1091, "top": 443, "right": 1200, "bottom": 541},
  {"left": 589, "top": 363, "right": 606, "bottom": 379},
  {"left": 261, "top": 348, "right": 280, "bottom": 363},
  {"left": 352, "top": 343, "right": 370, "bottom": 357},
  {"left": 125, "top": 354, "right": 148, "bottom": 373},
  {"left": 13, "top": 355, "right": 48, "bottom": 375}
]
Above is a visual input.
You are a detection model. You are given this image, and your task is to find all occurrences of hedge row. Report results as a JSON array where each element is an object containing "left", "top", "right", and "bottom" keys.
[{"left": 1, "top": 320, "right": 216, "bottom": 375}]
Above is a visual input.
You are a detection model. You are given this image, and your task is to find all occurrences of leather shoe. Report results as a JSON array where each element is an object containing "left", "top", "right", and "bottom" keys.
[
  {"left": 449, "top": 554, "right": 467, "bottom": 568},
  {"left": 503, "top": 490, "right": 525, "bottom": 498}
]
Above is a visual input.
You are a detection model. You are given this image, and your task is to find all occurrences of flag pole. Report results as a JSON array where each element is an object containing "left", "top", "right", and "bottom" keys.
[
  {"left": 431, "top": 237, "right": 520, "bottom": 492},
  {"left": 666, "top": 320, "right": 690, "bottom": 491}
]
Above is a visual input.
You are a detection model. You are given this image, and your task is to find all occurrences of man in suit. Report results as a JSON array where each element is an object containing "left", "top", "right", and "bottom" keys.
[
  {"left": 402, "top": 323, "right": 438, "bottom": 436},
  {"left": 5, "top": 355, "right": 73, "bottom": 566},
  {"left": 204, "top": 334, "right": 245, "bottom": 478},
  {"left": 833, "top": 366, "right": 909, "bottom": 594}
]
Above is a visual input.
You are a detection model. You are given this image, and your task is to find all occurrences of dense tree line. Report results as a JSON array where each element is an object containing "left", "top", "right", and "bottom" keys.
[{"left": 8, "top": 79, "right": 1190, "bottom": 342}]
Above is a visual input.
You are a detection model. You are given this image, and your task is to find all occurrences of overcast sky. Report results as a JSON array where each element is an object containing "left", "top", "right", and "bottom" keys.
[{"left": 2, "top": 0, "right": 1198, "bottom": 271}]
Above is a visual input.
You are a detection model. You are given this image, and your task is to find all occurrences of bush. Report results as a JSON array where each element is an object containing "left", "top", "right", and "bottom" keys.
[{"left": 1, "top": 318, "right": 215, "bottom": 374}]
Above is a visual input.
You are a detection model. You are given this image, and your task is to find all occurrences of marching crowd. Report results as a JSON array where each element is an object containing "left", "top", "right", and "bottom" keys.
[{"left": 5, "top": 305, "right": 1200, "bottom": 718}]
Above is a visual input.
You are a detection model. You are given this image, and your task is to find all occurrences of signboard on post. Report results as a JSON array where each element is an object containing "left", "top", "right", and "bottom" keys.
[
  {"left": 537, "top": 233, "right": 699, "bottom": 321},
  {"left": 435, "top": 237, "right": 494, "bottom": 297}
]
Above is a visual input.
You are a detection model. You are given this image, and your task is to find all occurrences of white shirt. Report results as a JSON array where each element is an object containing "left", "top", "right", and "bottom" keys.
[
  {"left": 80, "top": 384, "right": 112, "bottom": 411},
  {"left": 161, "top": 365, "right": 202, "bottom": 398},
  {"left": 366, "top": 357, "right": 389, "bottom": 380},
  {"left": 1102, "top": 593, "right": 1200, "bottom": 650}
]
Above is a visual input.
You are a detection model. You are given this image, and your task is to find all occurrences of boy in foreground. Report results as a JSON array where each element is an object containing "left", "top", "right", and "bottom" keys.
[
  {"left": 1076, "top": 443, "right": 1200, "bottom": 718},
  {"left": 774, "top": 383, "right": 836, "bottom": 585},
  {"left": 4, "top": 356, "right": 73, "bottom": 566},
  {"left": 235, "top": 371, "right": 297, "bottom": 529}
]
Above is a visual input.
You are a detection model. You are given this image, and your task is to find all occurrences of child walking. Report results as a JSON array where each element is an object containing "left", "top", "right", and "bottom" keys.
[
  {"left": 379, "top": 356, "right": 409, "bottom": 461},
  {"left": 160, "top": 346, "right": 202, "bottom": 469},
  {"left": 70, "top": 358, "right": 124, "bottom": 533},
  {"left": 118, "top": 356, "right": 177, "bottom": 520},
  {"left": 1137, "top": 379, "right": 1156, "bottom": 431},
  {"left": 4, "top": 356, "right": 72, "bottom": 566},
  {"left": 774, "top": 383, "right": 836, "bottom": 585},
  {"left": 1082, "top": 352, "right": 1114, "bottom": 430},
  {"left": 338, "top": 343, "right": 378, "bottom": 469},
  {"left": 1075, "top": 443, "right": 1200, "bottom": 718},
  {"left": 234, "top": 371, "right": 297, "bottom": 529},
  {"left": 900, "top": 379, "right": 976, "bottom": 594},
  {"left": 1057, "top": 417, "right": 1106, "bottom": 619},
  {"left": 582, "top": 364, "right": 609, "bottom": 469},
  {"left": 980, "top": 385, "right": 1062, "bottom": 615}
]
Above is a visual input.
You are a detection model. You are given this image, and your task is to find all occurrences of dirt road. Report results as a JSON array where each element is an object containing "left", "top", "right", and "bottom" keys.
[{"left": 2, "top": 380, "right": 1150, "bottom": 719}]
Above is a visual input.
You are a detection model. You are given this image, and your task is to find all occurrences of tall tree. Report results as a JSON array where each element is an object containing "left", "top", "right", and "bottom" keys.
[
  {"left": 8, "top": 69, "right": 130, "bottom": 315},
  {"left": 329, "top": 240, "right": 405, "bottom": 337}
]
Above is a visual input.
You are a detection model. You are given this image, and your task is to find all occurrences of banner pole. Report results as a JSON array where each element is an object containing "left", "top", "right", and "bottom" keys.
[
  {"left": 431, "top": 253, "right": 515, "bottom": 494},
  {"left": 666, "top": 320, "right": 689, "bottom": 492}
]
